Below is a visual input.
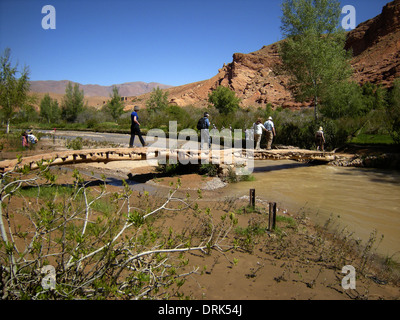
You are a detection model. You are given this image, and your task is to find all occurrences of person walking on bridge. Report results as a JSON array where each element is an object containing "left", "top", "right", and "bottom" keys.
[
  {"left": 263, "top": 116, "right": 276, "bottom": 150},
  {"left": 129, "top": 106, "right": 147, "bottom": 148},
  {"left": 253, "top": 118, "right": 267, "bottom": 150},
  {"left": 315, "top": 126, "right": 325, "bottom": 151}
]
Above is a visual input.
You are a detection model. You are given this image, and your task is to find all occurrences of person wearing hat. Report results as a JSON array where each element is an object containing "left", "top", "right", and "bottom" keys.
[
  {"left": 129, "top": 106, "right": 147, "bottom": 148},
  {"left": 315, "top": 126, "right": 325, "bottom": 151},
  {"left": 263, "top": 116, "right": 276, "bottom": 150},
  {"left": 253, "top": 118, "right": 267, "bottom": 150}
]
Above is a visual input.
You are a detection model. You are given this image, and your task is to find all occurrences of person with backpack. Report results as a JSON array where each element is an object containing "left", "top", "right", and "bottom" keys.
[
  {"left": 315, "top": 126, "right": 325, "bottom": 151},
  {"left": 197, "top": 112, "right": 211, "bottom": 149}
]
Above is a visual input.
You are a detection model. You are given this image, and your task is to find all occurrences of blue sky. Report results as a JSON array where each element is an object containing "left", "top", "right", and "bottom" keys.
[{"left": 0, "top": 0, "right": 392, "bottom": 87}]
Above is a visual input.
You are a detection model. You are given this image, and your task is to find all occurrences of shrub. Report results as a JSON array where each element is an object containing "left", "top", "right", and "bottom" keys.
[
  {"left": 208, "top": 86, "right": 241, "bottom": 115},
  {"left": 387, "top": 79, "right": 400, "bottom": 144},
  {"left": 66, "top": 137, "right": 83, "bottom": 150},
  {"left": 199, "top": 164, "right": 218, "bottom": 177}
]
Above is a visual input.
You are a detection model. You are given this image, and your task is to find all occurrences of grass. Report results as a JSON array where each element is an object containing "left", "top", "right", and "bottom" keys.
[
  {"left": 18, "top": 185, "right": 74, "bottom": 200},
  {"left": 350, "top": 134, "right": 395, "bottom": 145}
]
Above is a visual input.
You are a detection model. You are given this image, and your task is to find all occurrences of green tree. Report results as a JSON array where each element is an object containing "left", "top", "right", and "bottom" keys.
[
  {"left": 208, "top": 86, "right": 241, "bottom": 115},
  {"left": 387, "top": 78, "right": 400, "bottom": 144},
  {"left": 61, "top": 82, "right": 85, "bottom": 122},
  {"left": 40, "top": 93, "right": 60, "bottom": 123},
  {"left": 320, "top": 81, "right": 363, "bottom": 119},
  {"left": 146, "top": 86, "right": 169, "bottom": 113},
  {"left": 279, "top": 0, "right": 352, "bottom": 120},
  {"left": 0, "top": 48, "right": 31, "bottom": 133},
  {"left": 105, "top": 86, "right": 124, "bottom": 121}
]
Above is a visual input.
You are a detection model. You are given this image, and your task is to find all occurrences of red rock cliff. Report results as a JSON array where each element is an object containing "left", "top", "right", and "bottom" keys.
[{"left": 136, "top": 0, "right": 400, "bottom": 109}]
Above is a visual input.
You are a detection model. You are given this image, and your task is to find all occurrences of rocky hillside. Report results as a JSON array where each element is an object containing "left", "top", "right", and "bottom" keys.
[
  {"left": 136, "top": 0, "right": 399, "bottom": 109},
  {"left": 345, "top": 0, "right": 400, "bottom": 87}
]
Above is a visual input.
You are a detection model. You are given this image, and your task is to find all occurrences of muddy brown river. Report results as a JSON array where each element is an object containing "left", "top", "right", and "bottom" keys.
[
  {"left": 42, "top": 130, "right": 400, "bottom": 261},
  {"left": 223, "top": 160, "right": 400, "bottom": 261}
]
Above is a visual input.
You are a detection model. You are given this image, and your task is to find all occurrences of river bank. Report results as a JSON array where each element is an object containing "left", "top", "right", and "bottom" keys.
[
  {"left": 8, "top": 163, "right": 400, "bottom": 300},
  {"left": 1, "top": 136, "right": 399, "bottom": 300},
  {"left": 330, "top": 144, "right": 400, "bottom": 169}
]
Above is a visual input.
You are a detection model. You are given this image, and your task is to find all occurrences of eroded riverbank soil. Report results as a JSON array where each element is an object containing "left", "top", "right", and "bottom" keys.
[{"left": 1, "top": 138, "right": 399, "bottom": 300}]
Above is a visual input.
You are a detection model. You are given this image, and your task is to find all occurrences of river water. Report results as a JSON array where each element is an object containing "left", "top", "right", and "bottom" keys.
[
  {"left": 222, "top": 160, "right": 400, "bottom": 261},
  {"left": 41, "top": 130, "right": 400, "bottom": 260}
]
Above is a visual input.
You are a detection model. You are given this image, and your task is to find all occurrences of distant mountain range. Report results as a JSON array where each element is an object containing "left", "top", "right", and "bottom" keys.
[{"left": 29, "top": 80, "right": 173, "bottom": 97}]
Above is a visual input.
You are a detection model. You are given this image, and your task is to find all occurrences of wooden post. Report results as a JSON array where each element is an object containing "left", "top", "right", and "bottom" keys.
[
  {"left": 268, "top": 202, "right": 277, "bottom": 231},
  {"left": 249, "top": 189, "right": 255, "bottom": 209}
]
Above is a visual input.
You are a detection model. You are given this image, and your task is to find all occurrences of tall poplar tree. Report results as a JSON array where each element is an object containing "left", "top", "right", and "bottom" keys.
[
  {"left": 40, "top": 93, "right": 60, "bottom": 123},
  {"left": 0, "top": 48, "right": 31, "bottom": 133},
  {"left": 279, "top": 0, "right": 352, "bottom": 120},
  {"left": 61, "top": 82, "right": 85, "bottom": 123},
  {"left": 146, "top": 87, "right": 169, "bottom": 113},
  {"left": 105, "top": 86, "right": 124, "bottom": 121}
]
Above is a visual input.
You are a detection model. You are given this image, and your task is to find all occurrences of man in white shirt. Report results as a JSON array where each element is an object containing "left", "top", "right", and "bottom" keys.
[
  {"left": 263, "top": 116, "right": 276, "bottom": 150},
  {"left": 253, "top": 118, "right": 267, "bottom": 150}
]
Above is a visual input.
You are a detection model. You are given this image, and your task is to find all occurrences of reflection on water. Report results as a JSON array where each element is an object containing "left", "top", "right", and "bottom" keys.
[{"left": 223, "top": 160, "right": 400, "bottom": 260}]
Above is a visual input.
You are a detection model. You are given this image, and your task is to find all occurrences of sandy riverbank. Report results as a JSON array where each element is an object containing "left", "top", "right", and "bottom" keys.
[{"left": 1, "top": 137, "right": 399, "bottom": 300}]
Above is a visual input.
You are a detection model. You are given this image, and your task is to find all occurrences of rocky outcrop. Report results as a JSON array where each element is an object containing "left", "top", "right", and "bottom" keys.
[
  {"left": 216, "top": 44, "right": 297, "bottom": 108},
  {"left": 133, "top": 0, "right": 400, "bottom": 109},
  {"left": 345, "top": 0, "right": 400, "bottom": 87}
]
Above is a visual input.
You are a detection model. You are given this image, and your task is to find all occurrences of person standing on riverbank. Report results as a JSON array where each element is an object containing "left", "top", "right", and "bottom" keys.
[
  {"left": 264, "top": 116, "right": 276, "bottom": 150},
  {"left": 253, "top": 118, "right": 267, "bottom": 150},
  {"left": 315, "top": 126, "right": 325, "bottom": 151},
  {"left": 129, "top": 106, "right": 147, "bottom": 148}
]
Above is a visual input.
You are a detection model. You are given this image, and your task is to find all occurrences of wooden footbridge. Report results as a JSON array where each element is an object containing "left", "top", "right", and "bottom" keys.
[{"left": 0, "top": 146, "right": 348, "bottom": 174}]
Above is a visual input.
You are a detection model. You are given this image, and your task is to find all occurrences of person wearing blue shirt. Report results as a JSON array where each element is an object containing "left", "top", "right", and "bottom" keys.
[
  {"left": 129, "top": 106, "right": 147, "bottom": 147},
  {"left": 200, "top": 112, "right": 211, "bottom": 149},
  {"left": 263, "top": 116, "right": 276, "bottom": 150}
]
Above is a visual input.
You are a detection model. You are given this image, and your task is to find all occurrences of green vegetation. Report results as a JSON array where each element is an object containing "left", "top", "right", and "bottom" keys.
[
  {"left": 105, "top": 86, "right": 124, "bottom": 122},
  {"left": 40, "top": 93, "right": 61, "bottom": 124},
  {"left": 387, "top": 78, "right": 400, "bottom": 144},
  {"left": 61, "top": 82, "right": 86, "bottom": 123},
  {"left": 280, "top": 0, "right": 352, "bottom": 120},
  {"left": 1, "top": 15, "right": 399, "bottom": 152},
  {"left": 146, "top": 86, "right": 169, "bottom": 113},
  {"left": 350, "top": 134, "right": 395, "bottom": 145},
  {"left": 0, "top": 165, "right": 240, "bottom": 300},
  {"left": 0, "top": 48, "right": 32, "bottom": 133},
  {"left": 208, "top": 86, "right": 241, "bottom": 115}
]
